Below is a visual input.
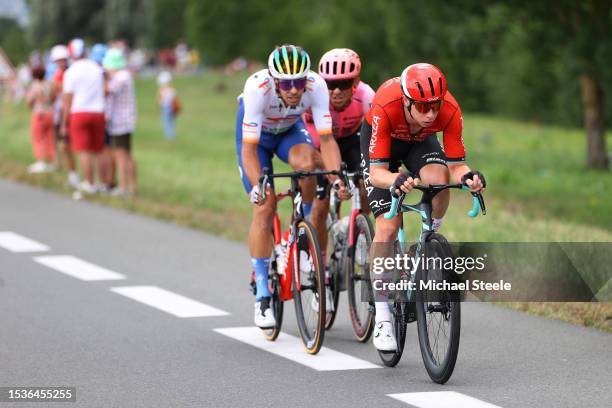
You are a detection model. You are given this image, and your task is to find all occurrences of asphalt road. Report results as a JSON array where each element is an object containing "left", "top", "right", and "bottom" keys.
[{"left": 0, "top": 179, "right": 610, "bottom": 408}]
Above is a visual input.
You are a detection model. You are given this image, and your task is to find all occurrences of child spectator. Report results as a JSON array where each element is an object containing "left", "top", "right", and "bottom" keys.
[
  {"left": 25, "top": 65, "right": 57, "bottom": 173},
  {"left": 157, "top": 71, "right": 178, "bottom": 141}
]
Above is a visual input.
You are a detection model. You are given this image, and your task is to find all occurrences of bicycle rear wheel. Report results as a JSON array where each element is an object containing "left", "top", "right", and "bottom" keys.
[
  {"left": 262, "top": 248, "right": 284, "bottom": 341},
  {"left": 377, "top": 301, "right": 408, "bottom": 367},
  {"left": 292, "top": 219, "right": 326, "bottom": 354},
  {"left": 416, "top": 233, "right": 460, "bottom": 384},
  {"left": 346, "top": 212, "right": 375, "bottom": 342},
  {"left": 324, "top": 218, "right": 341, "bottom": 330}
]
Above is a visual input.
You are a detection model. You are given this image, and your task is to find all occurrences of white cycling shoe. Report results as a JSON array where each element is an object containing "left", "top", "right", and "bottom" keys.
[
  {"left": 373, "top": 321, "right": 397, "bottom": 351},
  {"left": 254, "top": 299, "right": 276, "bottom": 329},
  {"left": 310, "top": 290, "right": 334, "bottom": 313},
  {"left": 299, "top": 250, "right": 313, "bottom": 274}
]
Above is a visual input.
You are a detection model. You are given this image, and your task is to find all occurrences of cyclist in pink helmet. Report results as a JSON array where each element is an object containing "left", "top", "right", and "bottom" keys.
[{"left": 304, "top": 48, "right": 374, "bottom": 295}]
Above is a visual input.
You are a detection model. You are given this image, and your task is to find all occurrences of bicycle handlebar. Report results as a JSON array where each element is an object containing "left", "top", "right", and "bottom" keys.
[
  {"left": 257, "top": 167, "right": 346, "bottom": 201},
  {"left": 384, "top": 183, "right": 486, "bottom": 220}
]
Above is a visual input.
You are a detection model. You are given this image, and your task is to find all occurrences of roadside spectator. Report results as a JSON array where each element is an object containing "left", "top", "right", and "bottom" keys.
[
  {"left": 157, "top": 71, "right": 178, "bottom": 141},
  {"left": 50, "top": 44, "right": 80, "bottom": 188},
  {"left": 60, "top": 38, "right": 105, "bottom": 194},
  {"left": 103, "top": 48, "right": 137, "bottom": 196},
  {"left": 90, "top": 43, "right": 115, "bottom": 192},
  {"left": 25, "top": 65, "right": 56, "bottom": 173}
]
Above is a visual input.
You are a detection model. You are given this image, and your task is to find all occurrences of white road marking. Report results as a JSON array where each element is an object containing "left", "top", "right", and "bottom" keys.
[
  {"left": 34, "top": 255, "right": 126, "bottom": 281},
  {"left": 214, "top": 326, "right": 380, "bottom": 371},
  {"left": 388, "top": 392, "right": 502, "bottom": 408},
  {"left": 0, "top": 231, "right": 50, "bottom": 252},
  {"left": 110, "top": 286, "right": 230, "bottom": 318}
]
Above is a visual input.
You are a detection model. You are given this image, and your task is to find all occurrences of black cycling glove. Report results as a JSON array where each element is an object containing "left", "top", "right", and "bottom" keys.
[
  {"left": 391, "top": 171, "right": 418, "bottom": 197},
  {"left": 461, "top": 170, "right": 487, "bottom": 188}
]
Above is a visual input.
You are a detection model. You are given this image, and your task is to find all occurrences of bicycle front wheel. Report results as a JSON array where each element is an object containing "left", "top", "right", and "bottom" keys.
[
  {"left": 292, "top": 219, "right": 326, "bottom": 354},
  {"left": 262, "top": 247, "right": 284, "bottom": 341},
  {"left": 416, "top": 233, "right": 461, "bottom": 384}
]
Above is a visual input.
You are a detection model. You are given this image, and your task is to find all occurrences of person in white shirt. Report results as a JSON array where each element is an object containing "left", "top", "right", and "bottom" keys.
[{"left": 60, "top": 38, "right": 105, "bottom": 194}]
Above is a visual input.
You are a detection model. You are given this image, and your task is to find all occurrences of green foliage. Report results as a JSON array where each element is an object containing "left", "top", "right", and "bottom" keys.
[
  {"left": 0, "top": 17, "right": 28, "bottom": 64},
  {"left": 16, "top": 0, "right": 612, "bottom": 131},
  {"left": 152, "top": 0, "right": 187, "bottom": 48},
  {"left": 180, "top": 0, "right": 611, "bottom": 130}
]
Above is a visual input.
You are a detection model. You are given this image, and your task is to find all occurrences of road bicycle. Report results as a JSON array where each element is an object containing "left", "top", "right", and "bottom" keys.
[
  {"left": 324, "top": 169, "right": 376, "bottom": 343},
  {"left": 375, "top": 182, "right": 485, "bottom": 383},
  {"left": 250, "top": 168, "right": 343, "bottom": 354}
]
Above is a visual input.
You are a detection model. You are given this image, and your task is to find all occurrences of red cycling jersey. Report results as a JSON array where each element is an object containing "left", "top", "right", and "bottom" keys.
[{"left": 365, "top": 77, "right": 466, "bottom": 165}]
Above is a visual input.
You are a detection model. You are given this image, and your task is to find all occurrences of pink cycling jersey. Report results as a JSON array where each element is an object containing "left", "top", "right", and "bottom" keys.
[{"left": 304, "top": 80, "right": 375, "bottom": 148}]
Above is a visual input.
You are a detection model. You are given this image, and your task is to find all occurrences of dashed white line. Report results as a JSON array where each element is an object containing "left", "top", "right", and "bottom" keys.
[
  {"left": 388, "top": 391, "right": 502, "bottom": 408},
  {"left": 214, "top": 326, "right": 380, "bottom": 371},
  {"left": 0, "top": 231, "right": 50, "bottom": 252},
  {"left": 110, "top": 286, "right": 230, "bottom": 317},
  {"left": 34, "top": 255, "right": 126, "bottom": 281}
]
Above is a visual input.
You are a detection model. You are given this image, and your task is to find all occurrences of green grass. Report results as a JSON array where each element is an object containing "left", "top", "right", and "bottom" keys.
[
  {"left": 2, "top": 72, "right": 611, "bottom": 240},
  {"left": 1, "top": 73, "right": 611, "bottom": 331}
]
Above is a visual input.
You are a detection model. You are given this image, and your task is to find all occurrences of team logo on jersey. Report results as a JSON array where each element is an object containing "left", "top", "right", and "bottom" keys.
[
  {"left": 369, "top": 115, "right": 380, "bottom": 154},
  {"left": 243, "top": 121, "right": 258, "bottom": 128},
  {"left": 258, "top": 78, "right": 271, "bottom": 89}
]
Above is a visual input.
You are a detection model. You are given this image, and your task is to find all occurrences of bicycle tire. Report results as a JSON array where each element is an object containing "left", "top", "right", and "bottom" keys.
[
  {"left": 324, "top": 219, "right": 341, "bottom": 330},
  {"left": 416, "top": 233, "right": 461, "bottom": 384},
  {"left": 262, "top": 246, "right": 284, "bottom": 341},
  {"left": 292, "top": 219, "right": 326, "bottom": 354},
  {"left": 346, "top": 212, "right": 375, "bottom": 342}
]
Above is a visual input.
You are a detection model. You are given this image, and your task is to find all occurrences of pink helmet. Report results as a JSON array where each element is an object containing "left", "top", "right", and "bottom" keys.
[{"left": 318, "top": 48, "right": 361, "bottom": 80}]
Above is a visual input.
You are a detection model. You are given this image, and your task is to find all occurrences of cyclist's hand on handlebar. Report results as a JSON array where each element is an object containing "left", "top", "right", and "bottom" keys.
[
  {"left": 461, "top": 170, "right": 486, "bottom": 193},
  {"left": 332, "top": 179, "right": 351, "bottom": 200},
  {"left": 249, "top": 184, "right": 272, "bottom": 205},
  {"left": 391, "top": 171, "right": 420, "bottom": 197}
]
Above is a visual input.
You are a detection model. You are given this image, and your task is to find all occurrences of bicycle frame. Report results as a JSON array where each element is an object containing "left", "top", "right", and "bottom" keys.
[
  {"left": 260, "top": 169, "right": 345, "bottom": 299},
  {"left": 329, "top": 171, "right": 365, "bottom": 248},
  {"left": 385, "top": 184, "right": 486, "bottom": 298}
]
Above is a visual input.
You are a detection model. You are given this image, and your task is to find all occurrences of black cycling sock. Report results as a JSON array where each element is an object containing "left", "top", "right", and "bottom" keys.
[{"left": 260, "top": 297, "right": 271, "bottom": 312}]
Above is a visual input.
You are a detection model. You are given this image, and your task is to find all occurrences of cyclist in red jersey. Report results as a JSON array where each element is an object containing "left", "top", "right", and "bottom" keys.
[{"left": 359, "top": 63, "right": 486, "bottom": 351}]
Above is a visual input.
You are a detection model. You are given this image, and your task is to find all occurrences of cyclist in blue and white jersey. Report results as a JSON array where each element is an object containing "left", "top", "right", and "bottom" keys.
[{"left": 236, "top": 44, "right": 347, "bottom": 328}]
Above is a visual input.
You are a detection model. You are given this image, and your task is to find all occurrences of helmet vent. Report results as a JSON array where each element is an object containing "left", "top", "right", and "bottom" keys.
[
  {"left": 333, "top": 61, "right": 337, "bottom": 75},
  {"left": 416, "top": 82, "right": 425, "bottom": 98},
  {"left": 350, "top": 63, "right": 355, "bottom": 73},
  {"left": 341, "top": 61, "right": 346, "bottom": 74},
  {"left": 428, "top": 77, "right": 435, "bottom": 96}
]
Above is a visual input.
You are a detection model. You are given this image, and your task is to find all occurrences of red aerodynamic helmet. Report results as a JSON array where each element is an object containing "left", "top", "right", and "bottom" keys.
[{"left": 400, "top": 63, "right": 447, "bottom": 102}]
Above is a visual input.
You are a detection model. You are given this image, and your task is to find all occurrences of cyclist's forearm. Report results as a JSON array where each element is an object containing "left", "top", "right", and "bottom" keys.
[
  {"left": 370, "top": 166, "right": 399, "bottom": 189},
  {"left": 448, "top": 163, "right": 471, "bottom": 184},
  {"left": 242, "top": 143, "right": 262, "bottom": 187},
  {"left": 319, "top": 134, "right": 341, "bottom": 177}
]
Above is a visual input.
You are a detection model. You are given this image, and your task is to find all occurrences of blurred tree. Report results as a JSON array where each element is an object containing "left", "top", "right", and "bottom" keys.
[
  {"left": 152, "top": 0, "right": 186, "bottom": 48},
  {"left": 27, "top": 0, "right": 106, "bottom": 46},
  {"left": 0, "top": 17, "right": 29, "bottom": 64},
  {"left": 514, "top": 0, "right": 610, "bottom": 169},
  {"left": 105, "top": 0, "right": 154, "bottom": 47}
]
